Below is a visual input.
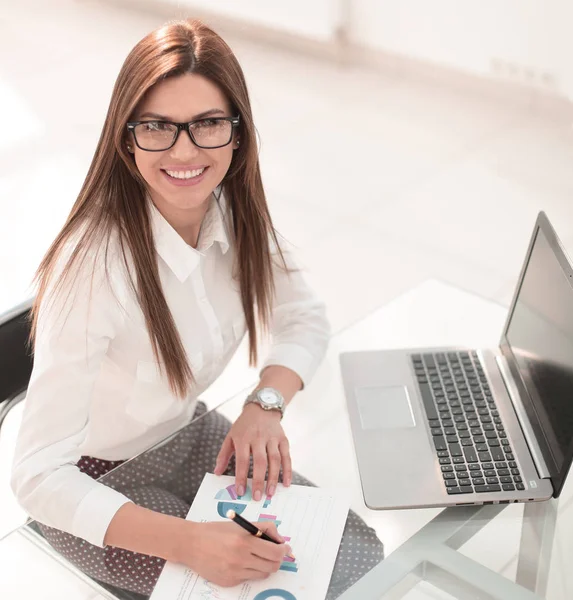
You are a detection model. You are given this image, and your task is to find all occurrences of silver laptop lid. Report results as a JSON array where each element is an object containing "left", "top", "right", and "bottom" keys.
[{"left": 498, "top": 211, "right": 573, "bottom": 497}]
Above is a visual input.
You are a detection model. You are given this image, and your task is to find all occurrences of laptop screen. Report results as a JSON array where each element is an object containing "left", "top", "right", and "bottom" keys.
[{"left": 503, "top": 222, "right": 573, "bottom": 494}]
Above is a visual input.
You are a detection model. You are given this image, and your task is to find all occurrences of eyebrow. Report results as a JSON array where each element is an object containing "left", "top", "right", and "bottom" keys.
[{"left": 138, "top": 108, "right": 226, "bottom": 121}]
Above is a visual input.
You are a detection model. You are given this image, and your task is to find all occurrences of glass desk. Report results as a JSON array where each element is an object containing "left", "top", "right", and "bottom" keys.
[{"left": 1, "top": 279, "right": 571, "bottom": 599}]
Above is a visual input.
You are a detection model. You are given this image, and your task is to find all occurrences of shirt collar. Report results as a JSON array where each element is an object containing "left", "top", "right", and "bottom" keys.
[{"left": 148, "top": 193, "right": 230, "bottom": 283}]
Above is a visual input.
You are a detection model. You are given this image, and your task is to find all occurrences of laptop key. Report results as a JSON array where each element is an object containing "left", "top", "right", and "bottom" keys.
[
  {"left": 498, "top": 469, "right": 510, "bottom": 476},
  {"left": 447, "top": 487, "right": 471, "bottom": 495},
  {"left": 463, "top": 447, "right": 478, "bottom": 462},
  {"left": 461, "top": 439, "right": 473, "bottom": 447},
  {"left": 453, "top": 457, "right": 465, "bottom": 464},
  {"left": 469, "top": 464, "right": 481, "bottom": 471},
  {"left": 446, "top": 435, "right": 459, "bottom": 444},
  {"left": 486, "top": 477, "right": 499, "bottom": 485},
  {"left": 517, "top": 483, "right": 525, "bottom": 490},
  {"left": 439, "top": 457, "right": 451, "bottom": 464},
  {"left": 445, "top": 479, "right": 458, "bottom": 487},
  {"left": 478, "top": 452, "right": 492, "bottom": 462},
  {"left": 455, "top": 464, "right": 467, "bottom": 471},
  {"left": 470, "top": 471, "right": 484, "bottom": 478},
  {"left": 443, "top": 473, "right": 456, "bottom": 480},
  {"left": 423, "top": 354, "right": 436, "bottom": 368},
  {"left": 502, "top": 483, "right": 515, "bottom": 491},
  {"left": 449, "top": 443, "right": 463, "bottom": 456},
  {"left": 434, "top": 436, "right": 447, "bottom": 451},
  {"left": 483, "top": 462, "right": 494, "bottom": 470},
  {"left": 484, "top": 470, "right": 496, "bottom": 477},
  {"left": 509, "top": 461, "right": 517, "bottom": 468},
  {"left": 474, "top": 478, "right": 485, "bottom": 485},
  {"left": 500, "top": 476, "right": 513, "bottom": 484},
  {"left": 419, "top": 383, "right": 439, "bottom": 420},
  {"left": 441, "top": 465, "right": 454, "bottom": 472},
  {"left": 514, "top": 475, "right": 522, "bottom": 483},
  {"left": 476, "top": 444, "right": 488, "bottom": 452},
  {"left": 431, "top": 428, "right": 443, "bottom": 436},
  {"left": 474, "top": 484, "right": 502, "bottom": 493},
  {"left": 437, "top": 450, "right": 449, "bottom": 457}
]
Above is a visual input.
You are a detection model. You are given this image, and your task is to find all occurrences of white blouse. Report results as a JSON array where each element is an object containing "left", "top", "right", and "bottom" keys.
[{"left": 10, "top": 196, "right": 330, "bottom": 548}]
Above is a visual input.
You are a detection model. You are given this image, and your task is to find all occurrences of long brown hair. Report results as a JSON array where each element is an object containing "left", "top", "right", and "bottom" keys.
[{"left": 30, "top": 19, "right": 286, "bottom": 398}]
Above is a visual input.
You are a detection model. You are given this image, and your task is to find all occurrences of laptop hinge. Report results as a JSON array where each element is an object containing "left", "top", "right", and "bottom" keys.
[{"left": 495, "top": 355, "right": 551, "bottom": 479}]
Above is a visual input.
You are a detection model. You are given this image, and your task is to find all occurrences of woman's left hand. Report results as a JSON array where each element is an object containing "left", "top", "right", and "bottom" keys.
[{"left": 214, "top": 404, "right": 292, "bottom": 501}]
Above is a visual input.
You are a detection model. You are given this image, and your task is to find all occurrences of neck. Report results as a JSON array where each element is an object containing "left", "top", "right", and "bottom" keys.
[{"left": 150, "top": 193, "right": 212, "bottom": 247}]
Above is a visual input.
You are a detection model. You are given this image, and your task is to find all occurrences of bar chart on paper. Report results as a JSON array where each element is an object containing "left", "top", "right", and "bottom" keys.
[{"left": 150, "top": 474, "right": 350, "bottom": 600}]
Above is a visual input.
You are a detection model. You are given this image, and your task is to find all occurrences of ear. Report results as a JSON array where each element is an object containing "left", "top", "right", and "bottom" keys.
[{"left": 233, "top": 137, "right": 240, "bottom": 150}]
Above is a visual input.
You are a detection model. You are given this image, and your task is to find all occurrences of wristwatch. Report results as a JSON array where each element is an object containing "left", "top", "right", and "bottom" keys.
[{"left": 243, "top": 387, "right": 285, "bottom": 419}]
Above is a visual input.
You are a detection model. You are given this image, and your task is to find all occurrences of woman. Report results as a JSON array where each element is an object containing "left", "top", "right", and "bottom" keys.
[{"left": 11, "top": 18, "right": 383, "bottom": 598}]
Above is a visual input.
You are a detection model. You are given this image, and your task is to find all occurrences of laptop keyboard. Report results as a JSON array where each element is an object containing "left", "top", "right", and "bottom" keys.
[{"left": 412, "top": 350, "right": 524, "bottom": 496}]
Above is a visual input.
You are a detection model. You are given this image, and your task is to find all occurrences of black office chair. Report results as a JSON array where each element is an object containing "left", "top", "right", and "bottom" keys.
[{"left": 0, "top": 299, "right": 34, "bottom": 430}]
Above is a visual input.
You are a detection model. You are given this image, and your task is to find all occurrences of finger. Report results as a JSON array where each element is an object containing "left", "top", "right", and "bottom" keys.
[
  {"left": 214, "top": 434, "right": 234, "bottom": 476},
  {"left": 249, "top": 536, "right": 293, "bottom": 564},
  {"left": 265, "top": 441, "right": 281, "bottom": 497},
  {"left": 256, "top": 521, "right": 284, "bottom": 543},
  {"left": 279, "top": 438, "right": 292, "bottom": 487},
  {"left": 234, "top": 441, "right": 251, "bottom": 497},
  {"left": 251, "top": 444, "right": 268, "bottom": 502},
  {"left": 239, "top": 568, "right": 272, "bottom": 582},
  {"left": 243, "top": 551, "right": 284, "bottom": 574}
]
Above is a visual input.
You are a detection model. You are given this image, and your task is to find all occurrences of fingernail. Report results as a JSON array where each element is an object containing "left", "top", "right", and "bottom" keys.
[
  {"left": 254, "top": 490, "right": 262, "bottom": 501},
  {"left": 237, "top": 485, "right": 245, "bottom": 497},
  {"left": 268, "top": 485, "right": 276, "bottom": 497}
]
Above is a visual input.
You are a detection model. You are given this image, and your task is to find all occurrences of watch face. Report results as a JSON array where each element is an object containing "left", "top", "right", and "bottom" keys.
[{"left": 259, "top": 389, "right": 280, "bottom": 407}]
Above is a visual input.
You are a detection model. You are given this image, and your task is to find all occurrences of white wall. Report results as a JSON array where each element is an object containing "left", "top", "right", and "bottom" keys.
[
  {"left": 349, "top": 0, "right": 573, "bottom": 99},
  {"left": 160, "top": 0, "right": 342, "bottom": 42},
  {"left": 151, "top": 0, "right": 573, "bottom": 99}
]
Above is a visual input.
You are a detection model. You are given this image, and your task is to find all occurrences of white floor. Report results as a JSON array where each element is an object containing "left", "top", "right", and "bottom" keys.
[{"left": 2, "top": 0, "right": 573, "bottom": 598}]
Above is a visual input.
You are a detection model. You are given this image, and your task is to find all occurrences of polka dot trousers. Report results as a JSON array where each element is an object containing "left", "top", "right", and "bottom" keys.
[{"left": 37, "top": 403, "right": 384, "bottom": 599}]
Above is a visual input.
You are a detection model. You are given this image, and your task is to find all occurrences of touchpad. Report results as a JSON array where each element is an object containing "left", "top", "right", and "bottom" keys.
[{"left": 356, "top": 385, "right": 416, "bottom": 430}]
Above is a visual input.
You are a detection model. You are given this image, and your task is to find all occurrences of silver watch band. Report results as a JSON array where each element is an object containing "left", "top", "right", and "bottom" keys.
[{"left": 243, "top": 387, "right": 285, "bottom": 419}]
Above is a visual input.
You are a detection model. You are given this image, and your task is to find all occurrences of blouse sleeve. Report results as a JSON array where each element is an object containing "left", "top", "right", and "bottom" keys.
[{"left": 11, "top": 247, "right": 133, "bottom": 548}]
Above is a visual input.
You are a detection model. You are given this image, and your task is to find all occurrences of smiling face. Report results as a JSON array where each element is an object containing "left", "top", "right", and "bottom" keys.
[{"left": 129, "top": 72, "right": 238, "bottom": 222}]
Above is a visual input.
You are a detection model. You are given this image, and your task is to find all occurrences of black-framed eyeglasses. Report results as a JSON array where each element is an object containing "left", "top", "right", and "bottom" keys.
[{"left": 126, "top": 116, "right": 240, "bottom": 151}]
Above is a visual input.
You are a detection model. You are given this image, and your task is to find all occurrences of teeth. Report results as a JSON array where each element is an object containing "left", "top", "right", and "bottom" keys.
[{"left": 165, "top": 168, "right": 205, "bottom": 179}]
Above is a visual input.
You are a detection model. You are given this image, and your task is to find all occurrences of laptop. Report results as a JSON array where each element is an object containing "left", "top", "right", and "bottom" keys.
[{"left": 340, "top": 211, "right": 573, "bottom": 508}]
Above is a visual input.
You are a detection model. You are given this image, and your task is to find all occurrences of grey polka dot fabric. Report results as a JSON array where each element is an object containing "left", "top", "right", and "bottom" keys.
[{"left": 36, "top": 402, "right": 384, "bottom": 599}]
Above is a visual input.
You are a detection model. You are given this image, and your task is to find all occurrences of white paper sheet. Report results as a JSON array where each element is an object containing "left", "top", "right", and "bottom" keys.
[{"left": 150, "top": 473, "right": 350, "bottom": 600}]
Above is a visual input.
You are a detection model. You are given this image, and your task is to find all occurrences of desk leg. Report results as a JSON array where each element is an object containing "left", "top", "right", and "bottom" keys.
[{"left": 515, "top": 499, "right": 558, "bottom": 596}]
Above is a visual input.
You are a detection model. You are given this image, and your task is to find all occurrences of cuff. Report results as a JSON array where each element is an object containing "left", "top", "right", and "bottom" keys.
[
  {"left": 261, "top": 343, "right": 319, "bottom": 389},
  {"left": 71, "top": 484, "right": 133, "bottom": 548}
]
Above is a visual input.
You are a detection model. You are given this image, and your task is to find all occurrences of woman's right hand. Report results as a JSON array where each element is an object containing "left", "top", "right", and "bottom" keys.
[{"left": 180, "top": 520, "right": 292, "bottom": 588}]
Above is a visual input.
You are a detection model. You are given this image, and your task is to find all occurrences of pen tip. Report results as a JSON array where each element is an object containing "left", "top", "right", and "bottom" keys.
[{"left": 226, "top": 509, "right": 235, "bottom": 519}]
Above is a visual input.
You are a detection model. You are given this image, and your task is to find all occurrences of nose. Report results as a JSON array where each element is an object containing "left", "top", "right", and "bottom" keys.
[{"left": 169, "top": 128, "right": 200, "bottom": 161}]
